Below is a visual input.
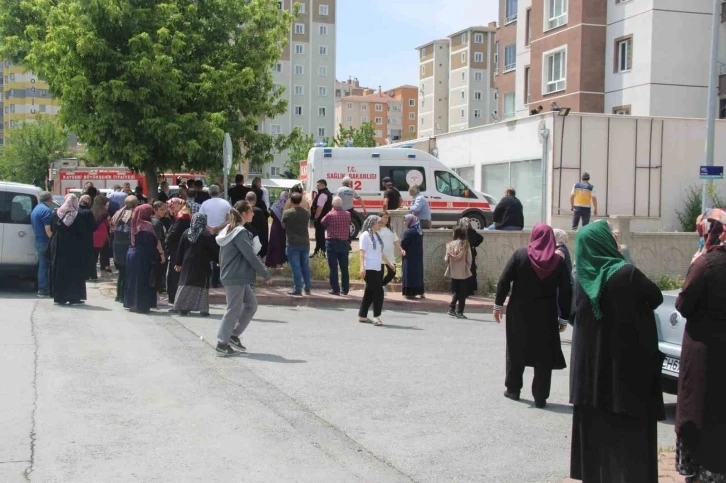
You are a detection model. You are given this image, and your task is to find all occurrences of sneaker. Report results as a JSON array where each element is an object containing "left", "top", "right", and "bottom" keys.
[
  {"left": 328, "top": 290, "right": 340, "bottom": 296},
  {"left": 287, "top": 290, "right": 302, "bottom": 296},
  {"left": 304, "top": 289, "right": 311, "bottom": 295},
  {"left": 229, "top": 336, "right": 247, "bottom": 352},
  {"left": 456, "top": 313, "right": 468, "bottom": 319},
  {"left": 215, "top": 343, "right": 236, "bottom": 357},
  {"left": 447, "top": 309, "right": 456, "bottom": 317},
  {"left": 503, "top": 391, "right": 521, "bottom": 402},
  {"left": 37, "top": 291, "right": 50, "bottom": 298},
  {"left": 341, "top": 291, "right": 349, "bottom": 296}
]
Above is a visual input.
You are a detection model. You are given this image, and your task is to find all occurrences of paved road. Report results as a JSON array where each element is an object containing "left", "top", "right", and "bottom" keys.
[{"left": 1, "top": 282, "right": 677, "bottom": 483}]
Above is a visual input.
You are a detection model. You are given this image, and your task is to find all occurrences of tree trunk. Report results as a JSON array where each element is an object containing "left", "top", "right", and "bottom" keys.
[{"left": 144, "top": 166, "right": 159, "bottom": 203}]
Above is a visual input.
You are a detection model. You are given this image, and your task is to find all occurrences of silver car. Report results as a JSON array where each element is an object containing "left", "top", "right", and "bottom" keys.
[{"left": 654, "top": 290, "right": 685, "bottom": 394}]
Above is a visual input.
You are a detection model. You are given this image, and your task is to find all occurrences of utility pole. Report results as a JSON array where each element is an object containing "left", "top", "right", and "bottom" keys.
[{"left": 702, "top": 0, "right": 721, "bottom": 213}]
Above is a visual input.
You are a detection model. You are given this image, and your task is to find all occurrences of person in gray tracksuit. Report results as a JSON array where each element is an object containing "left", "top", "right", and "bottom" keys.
[{"left": 214, "top": 200, "right": 272, "bottom": 357}]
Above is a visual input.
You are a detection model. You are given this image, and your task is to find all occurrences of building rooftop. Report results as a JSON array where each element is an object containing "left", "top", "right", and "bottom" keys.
[
  {"left": 415, "top": 39, "right": 450, "bottom": 50},
  {"left": 339, "top": 92, "right": 399, "bottom": 103},
  {"left": 387, "top": 84, "right": 417, "bottom": 91},
  {"left": 448, "top": 25, "right": 496, "bottom": 37}
]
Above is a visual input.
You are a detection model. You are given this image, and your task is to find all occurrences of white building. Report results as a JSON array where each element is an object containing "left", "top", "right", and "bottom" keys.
[{"left": 417, "top": 39, "right": 451, "bottom": 138}]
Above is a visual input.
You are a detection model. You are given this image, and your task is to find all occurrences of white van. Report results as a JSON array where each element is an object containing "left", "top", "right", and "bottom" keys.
[
  {"left": 0, "top": 182, "right": 41, "bottom": 279},
  {"left": 300, "top": 147, "right": 494, "bottom": 237}
]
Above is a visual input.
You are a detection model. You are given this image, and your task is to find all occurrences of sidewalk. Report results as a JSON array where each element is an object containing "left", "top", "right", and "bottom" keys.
[{"left": 563, "top": 451, "right": 685, "bottom": 483}]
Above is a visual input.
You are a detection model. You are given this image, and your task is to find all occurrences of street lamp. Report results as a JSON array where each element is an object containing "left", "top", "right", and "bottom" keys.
[{"left": 701, "top": 0, "right": 721, "bottom": 213}]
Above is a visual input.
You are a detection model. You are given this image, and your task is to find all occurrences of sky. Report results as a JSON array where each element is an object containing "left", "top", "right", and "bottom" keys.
[{"left": 335, "top": 0, "right": 499, "bottom": 91}]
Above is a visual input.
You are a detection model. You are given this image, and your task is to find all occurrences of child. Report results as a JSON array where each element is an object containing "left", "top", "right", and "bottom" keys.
[{"left": 445, "top": 226, "right": 473, "bottom": 318}]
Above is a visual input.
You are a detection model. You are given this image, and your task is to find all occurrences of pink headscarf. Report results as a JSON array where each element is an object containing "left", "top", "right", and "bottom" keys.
[
  {"left": 57, "top": 194, "right": 79, "bottom": 227},
  {"left": 527, "top": 223, "right": 560, "bottom": 280},
  {"left": 130, "top": 204, "right": 155, "bottom": 245}
]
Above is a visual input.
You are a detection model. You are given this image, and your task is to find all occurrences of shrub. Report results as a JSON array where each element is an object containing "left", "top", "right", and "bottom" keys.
[
  {"left": 675, "top": 185, "right": 703, "bottom": 232},
  {"left": 655, "top": 275, "right": 685, "bottom": 291}
]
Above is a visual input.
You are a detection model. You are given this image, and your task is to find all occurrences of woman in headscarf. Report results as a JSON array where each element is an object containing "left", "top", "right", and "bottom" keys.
[
  {"left": 266, "top": 191, "right": 289, "bottom": 268},
  {"left": 91, "top": 195, "right": 111, "bottom": 277},
  {"left": 569, "top": 221, "right": 664, "bottom": 483},
  {"left": 165, "top": 199, "right": 192, "bottom": 308},
  {"left": 459, "top": 217, "right": 484, "bottom": 295},
  {"left": 494, "top": 223, "right": 571, "bottom": 408},
  {"left": 124, "top": 204, "right": 164, "bottom": 314},
  {"left": 77, "top": 194, "right": 97, "bottom": 281},
  {"left": 111, "top": 195, "right": 138, "bottom": 303},
  {"left": 674, "top": 217, "right": 726, "bottom": 483},
  {"left": 173, "top": 213, "right": 219, "bottom": 316},
  {"left": 401, "top": 214, "right": 425, "bottom": 299},
  {"left": 553, "top": 229, "right": 572, "bottom": 274},
  {"left": 357, "top": 215, "right": 395, "bottom": 326},
  {"left": 49, "top": 194, "right": 92, "bottom": 305}
]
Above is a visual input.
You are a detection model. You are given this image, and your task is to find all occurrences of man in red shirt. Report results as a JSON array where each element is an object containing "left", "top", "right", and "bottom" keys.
[{"left": 321, "top": 196, "right": 352, "bottom": 295}]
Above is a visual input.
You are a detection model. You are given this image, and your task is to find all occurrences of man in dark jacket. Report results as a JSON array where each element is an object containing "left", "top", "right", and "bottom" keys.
[
  {"left": 489, "top": 187, "right": 524, "bottom": 231},
  {"left": 228, "top": 174, "right": 251, "bottom": 205},
  {"left": 243, "top": 191, "right": 269, "bottom": 258},
  {"left": 311, "top": 179, "right": 333, "bottom": 256}
]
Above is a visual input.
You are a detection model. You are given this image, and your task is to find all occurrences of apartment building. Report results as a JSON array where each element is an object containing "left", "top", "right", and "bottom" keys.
[
  {"left": 335, "top": 89, "right": 403, "bottom": 145},
  {"left": 259, "top": 0, "right": 337, "bottom": 178},
  {"left": 386, "top": 85, "right": 418, "bottom": 140},
  {"left": 447, "top": 26, "right": 498, "bottom": 130},
  {"left": 417, "top": 39, "right": 451, "bottom": 138},
  {"left": 496, "top": 0, "right": 726, "bottom": 120},
  {"left": 1, "top": 59, "right": 60, "bottom": 149}
]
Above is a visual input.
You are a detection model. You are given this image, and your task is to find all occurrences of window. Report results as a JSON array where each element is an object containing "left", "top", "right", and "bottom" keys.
[
  {"left": 295, "top": 64, "right": 304, "bottom": 75},
  {"left": 298, "top": 3, "right": 305, "bottom": 13},
  {"left": 526, "top": 9, "right": 532, "bottom": 46},
  {"left": 505, "top": 0, "right": 518, "bottom": 23},
  {"left": 545, "top": 0, "right": 568, "bottom": 31},
  {"left": 361, "top": 115, "right": 368, "bottom": 122},
  {"left": 461, "top": 72, "right": 466, "bottom": 81},
  {"left": 9, "top": 104, "right": 15, "bottom": 113},
  {"left": 346, "top": 116, "right": 352, "bottom": 122},
  {"left": 273, "top": 83, "right": 282, "bottom": 93},
  {"left": 494, "top": 41, "right": 499, "bottom": 73},
  {"left": 375, "top": 130, "right": 383, "bottom": 138},
  {"left": 319, "top": 4, "right": 329, "bottom": 15},
  {"left": 294, "top": 106, "right": 303, "bottom": 115},
  {"left": 461, "top": 52, "right": 467, "bottom": 63},
  {"left": 319, "top": 46, "right": 328, "bottom": 55},
  {"left": 409, "top": 112, "right": 415, "bottom": 120},
  {"left": 409, "top": 99, "right": 415, "bottom": 107},
  {"left": 295, "top": 44, "right": 304, "bottom": 54},
  {"left": 615, "top": 0, "right": 631, "bottom": 3},
  {"left": 270, "top": 166, "right": 282, "bottom": 176},
  {"left": 504, "top": 44, "right": 516, "bottom": 72},
  {"left": 461, "top": 90, "right": 466, "bottom": 99},
  {"left": 435, "top": 171, "right": 475, "bottom": 198},
  {"left": 9, "top": 73, "right": 15, "bottom": 81},
  {"left": 271, "top": 124, "right": 282, "bottom": 135},
  {"left": 294, "top": 23, "right": 304, "bottom": 34},
  {"left": 474, "top": 91, "right": 482, "bottom": 100},
  {"left": 320, "top": 25, "right": 328, "bottom": 35},
  {"left": 460, "top": 109, "right": 465, "bottom": 119},
  {"left": 295, "top": 85, "right": 304, "bottom": 95},
  {"left": 318, "top": 86, "right": 327, "bottom": 96},
  {"left": 613, "top": 106, "right": 631, "bottom": 115},
  {"left": 421, "top": 117, "right": 425, "bottom": 125},
  {"left": 475, "top": 33, "right": 484, "bottom": 44},
  {"left": 346, "top": 102, "right": 353, "bottom": 109},
  {"left": 39, "top": 104, "right": 47, "bottom": 113},
  {"left": 273, "top": 63, "right": 282, "bottom": 72},
  {"left": 318, "top": 65, "right": 328, "bottom": 76},
  {"left": 474, "top": 71, "right": 483, "bottom": 82},
  {"left": 409, "top": 126, "right": 416, "bottom": 133},
  {"left": 318, "top": 127, "right": 326, "bottom": 137},
  {"left": 461, "top": 33, "right": 467, "bottom": 43},
  {"left": 0, "top": 193, "right": 36, "bottom": 224},
  {"left": 524, "top": 66, "right": 531, "bottom": 104},
  {"left": 375, "top": 117, "right": 383, "bottom": 124},
  {"left": 544, "top": 48, "right": 566, "bottom": 93},
  {"left": 420, "top": 47, "right": 426, "bottom": 58},
  {"left": 421, "top": 65, "right": 426, "bottom": 75},
  {"left": 503, "top": 92, "right": 515, "bottom": 119},
  {"left": 474, "top": 52, "right": 484, "bottom": 63},
  {"left": 375, "top": 104, "right": 383, "bottom": 112},
  {"left": 379, "top": 166, "right": 427, "bottom": 192},
  {"left": 361, "top": 104, "right": 367, "bottom": 110},
  {"left": 318, "top": 107, "right": 327, "bottom": 116},
  {"left": 474, "top": 109, "right": 482, "bottom": 119},
  {"left": 615, "top": 37, "right": 632, "bottom": 73}
]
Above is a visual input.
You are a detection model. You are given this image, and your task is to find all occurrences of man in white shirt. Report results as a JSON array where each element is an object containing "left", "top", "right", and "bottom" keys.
[{"left": 200, "top": 184, "right": 231, "bottom": 234}]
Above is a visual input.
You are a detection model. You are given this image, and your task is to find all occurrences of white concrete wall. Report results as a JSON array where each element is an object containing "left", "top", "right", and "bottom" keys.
[{"left": 515, "top": 0, "right": 532, "bottom": 118}]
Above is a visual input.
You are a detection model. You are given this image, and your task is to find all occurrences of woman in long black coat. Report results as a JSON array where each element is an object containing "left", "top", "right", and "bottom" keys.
[
  {"left": 173, "top": 213, "right": 219, "bottom": 316},
  {"left": 569, "top": 221, "right": 665, "bottom": 483},
  {"left": 124, "top": 205, "right": 162, "bottom": 314},
  {"left": 165, "top": 200, "right": 191, "bottom": 307},
  {"left": 674, "top": 219, "right": 726, "bottom": 483},
  {"left": 77, "top": 194, "right": 97, "bottom": 281},
  {"left": 401, "top": 214, "right": 425, "bottom": 299},
  {"left": 110, "top": 195, "right": 138, "bottom": 303},
  {"left": 50, "top": 194, "right": 92, "bottom": 305},
  {"left": 459, "top": 218, "right": 483, "bottom": 295},
  {"left": 494, "top": 223, "right": 571, "bottom": 408}
]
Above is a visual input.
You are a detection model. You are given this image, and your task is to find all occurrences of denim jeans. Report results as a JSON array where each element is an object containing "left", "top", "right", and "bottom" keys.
[
  {"left": 286, "top": 245, "right": 311, "bottom": 292},
  {"left": 326, "top": 239, "right": 349, "bottom": 294},
  {"left": 35, "top": 240, "right": 50, "bottom": 293},
  {"left": 572, "top": 207, "right": 591, "bottom": 229}
]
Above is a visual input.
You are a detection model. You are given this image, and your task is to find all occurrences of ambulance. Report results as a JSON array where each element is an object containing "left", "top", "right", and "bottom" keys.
[{"left": 300, "top": 147, "right": 494, "bottom": 238}]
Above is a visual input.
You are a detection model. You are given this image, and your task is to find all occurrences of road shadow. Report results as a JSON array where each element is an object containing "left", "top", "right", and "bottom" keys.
[
  {"left": 380, "top": 324, "right": 424, "bottom": 331},
  {"left": 519, "top": 399, "right": 574, "bottom": 415},
  {"left": 244, "top": 353, "right": 306, "bottom": 364},
  {"left": 0, "top": 278, "right": 37, "bottom": 298},
  {"left": 255, "top": 319, "right": 289, "bottom": 324},
  {"left": 59, "top": 303, "right": 112, "bottom": 312}
]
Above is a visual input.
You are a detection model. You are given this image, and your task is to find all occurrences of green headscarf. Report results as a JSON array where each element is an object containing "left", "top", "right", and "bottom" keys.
[{"left": 575, "top": 221, "right": 627, "bottom": 319}]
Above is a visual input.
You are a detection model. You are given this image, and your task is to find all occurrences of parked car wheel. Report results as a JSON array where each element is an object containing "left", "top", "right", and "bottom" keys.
[
  {"left": 465, "top": 213, "right": 487, "bottom": 231},
  {"left": 349, "top": 216, "right": 361, "bottom": 239}
]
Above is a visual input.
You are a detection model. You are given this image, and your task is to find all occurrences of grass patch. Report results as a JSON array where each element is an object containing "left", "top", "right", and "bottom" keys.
[
  {"left": 655, "top": 274, "right": 685, "bottom": 291},
  {"left": 276, "top": 251, "right": 402, "bottom": 282}
]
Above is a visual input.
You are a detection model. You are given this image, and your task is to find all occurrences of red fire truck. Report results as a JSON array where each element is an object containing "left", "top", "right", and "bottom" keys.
[{"left": 48, "top": 165, "right": 204, "bottom": 196}]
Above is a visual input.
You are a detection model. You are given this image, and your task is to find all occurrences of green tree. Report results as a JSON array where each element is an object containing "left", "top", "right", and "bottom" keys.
[
  {"left": 283, "top": 128, "right": 316, "bottom": 178},
  {"left": 334, "top": 122, "right": 377, "bottom": 147},
  {"left": 0, "top": 0, "right": 294, "bottom": 199},
  {"left": 0, "top": 119, "right": 69, "bottom": 186}
]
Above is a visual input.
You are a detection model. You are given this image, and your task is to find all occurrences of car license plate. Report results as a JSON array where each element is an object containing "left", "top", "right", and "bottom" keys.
[{"left": 662, "top": 356, "right": 680, "bottom": 376}]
